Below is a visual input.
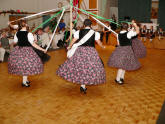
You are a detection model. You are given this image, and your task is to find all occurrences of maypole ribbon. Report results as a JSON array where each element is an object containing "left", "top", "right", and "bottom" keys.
[
  {"left": 32, "top": 10, "right": 62, "bottom": 33},
  {"left": 73, "top": 6, "right": 118, "bottom": 36},
  {"left": 73, "top": 6, "right": 120, "bottom": 26},
  {"left": 91, "top": 16, "right": 118, "bottom": 36},
  {"left": 46, "top": 8, "right": 66, "bottom": 51},
  {"left": 10, "top": 5, "right": 69, "bottom": 23}
]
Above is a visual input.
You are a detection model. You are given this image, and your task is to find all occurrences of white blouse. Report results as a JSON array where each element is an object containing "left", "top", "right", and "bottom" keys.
[{"left": 120, "top": 30, "right": 137, "bottom": 39}]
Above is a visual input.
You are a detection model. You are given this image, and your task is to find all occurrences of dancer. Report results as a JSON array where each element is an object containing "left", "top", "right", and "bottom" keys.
[
  {"left": 108, "top": 21, "right": 141, "bottom": 85},
  {"left": 147, "top": 26, "right": 155, "bottom": 42},
  {"left": 158, "top": 28, "right": 164, "bottom": 40},
  {"left": 8, "top": 20, "right": 46, "bottom": 87},
  {"left": 131, "top": 20, "right": 147, "bottom": 58},
  {"left": 57, "top": 19, "right": 106, "bottom": 94},
  {"left": 140, "top": 25, "right": 147, "bottom": 42}
]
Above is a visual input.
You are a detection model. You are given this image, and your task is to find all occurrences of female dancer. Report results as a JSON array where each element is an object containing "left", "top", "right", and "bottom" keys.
[
  {"left": 148, "top": 26, "right": 155, "bottom": 42},
  {"left": 108, "top": 21, "right": 141, "bottom": 84},
  {"left": 8, "top": 20, "right": 46, "bottom": 87},
  {"left": 140, "top": 25, "right": 147, "bottom": 42},
  {"left": 57, "top": 19, "right": 106, "bottom": 94}
]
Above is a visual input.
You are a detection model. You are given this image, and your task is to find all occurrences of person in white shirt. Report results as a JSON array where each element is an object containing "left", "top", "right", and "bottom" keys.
[
  {"left": 41, "top": 26, "right": 52, "bottom": 49},
  {"left": 8, "top": 20, "right": 46, "bottom": 87},
  {"left": 0, "top": 43, "right": 5, "bottom": 63},
  {"left": 34, "top": 28, "right": 43, "bottom": 46},
  {"left": 0, "top": 32, "right": 10, "bottom": 62},
  {"left": 108, "top": 21, "right": 141, "bottom": 84}
]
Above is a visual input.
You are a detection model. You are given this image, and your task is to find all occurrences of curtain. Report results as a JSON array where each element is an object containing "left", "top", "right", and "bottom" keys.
[
  {"left": 118, "top": 0, "right": 151, "bottom": 22},
  {"left": 158, "top": 0, "right": 165, "bottom": 30},
  {"left": 42, "top": 15, "right": 51, "bottom": 28}
]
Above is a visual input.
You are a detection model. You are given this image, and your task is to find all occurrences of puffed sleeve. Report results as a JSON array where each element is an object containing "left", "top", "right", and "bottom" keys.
[
  {"left": 72, "top": 29, "right": 76, "bottom": 34},
  {"left": 95, "top": 32, "right": 100, "bottom": 40},
  {"left": 27, "top": 32, "right": 34, "bottom": 45},
  {"left": 14, "top": 33, "right": 18, "bottom": 43},
  {"left": 127, "top": 30, "right": 137, "bottom": 39},
  {"left": 74, "top": 30, "right": 80, "bottom": 39},
  {"left": 13, "top": 25, "right": 19, "bottom": 29}
]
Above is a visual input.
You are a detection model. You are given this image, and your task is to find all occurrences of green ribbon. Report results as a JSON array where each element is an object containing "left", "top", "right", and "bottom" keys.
[
  {"left": 71, "top": 1, "right": 131, "bottom": 27},
  {"left": 32, "top": 10, "right": 62, "bottom": 33},
  {"left": 64, "top": 30, "right": 68, "bottom": 42},
  {"left": 70, "top": 3, "right": 121, "bottom": 26}
]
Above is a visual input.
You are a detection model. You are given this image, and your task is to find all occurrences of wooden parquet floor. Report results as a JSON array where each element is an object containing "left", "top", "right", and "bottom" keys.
[{"left": 0, "top": 45, "right": 165, "bottom": 124}]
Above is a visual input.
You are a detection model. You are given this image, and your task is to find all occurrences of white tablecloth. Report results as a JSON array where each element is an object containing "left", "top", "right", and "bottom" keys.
[{"left": 52, "top": 34, "right": 64, "bottom": 49}]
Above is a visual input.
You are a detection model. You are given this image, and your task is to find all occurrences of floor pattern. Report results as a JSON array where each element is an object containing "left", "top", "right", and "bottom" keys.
[{"left": 0, "top": 45, "right": 165, "bottom": 124}]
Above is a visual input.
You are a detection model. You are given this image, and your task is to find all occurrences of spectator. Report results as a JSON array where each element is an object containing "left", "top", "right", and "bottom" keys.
[
  {"left": 100, "top": 22, "right": 111, "bottom": 44},
  {"left": 41, "top": 26, "right": 52, "bottom": 49},
  {"left": 110, "top": 14, "right": 117, "bottom": 31},
  {"left": 58, "top": 19, "right": 66, "bottom": 32},
  {"left": 0, "top": 32, "right": 10, "bottom": 62},
  {"left": 34, "top": 28, "right": 43, "bottom": 46}
]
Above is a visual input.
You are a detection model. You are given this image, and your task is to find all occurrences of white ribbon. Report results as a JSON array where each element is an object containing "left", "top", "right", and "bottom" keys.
[
  {"left": 73, "top": 6, "right": 118, "bottom": 36},
  {"left": 10, "top": 5, "right": 69, "bottom": 23},
  {"left": 46, "top": 8, "right": 66, "bottom": 51}
]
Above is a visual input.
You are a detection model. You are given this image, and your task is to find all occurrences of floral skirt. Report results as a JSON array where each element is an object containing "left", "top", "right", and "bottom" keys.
[
  {"left": 8, "top": 46, "right": 43, "bottom": 76},
  {"left": 108, "top": 46, "right": 141, "bottom": 71},
  {"left": 132, "top": 38, "right": 146, "bottom": 58},
  {"left": 57, "top": 46, "right": 106, "bottom": 85}
]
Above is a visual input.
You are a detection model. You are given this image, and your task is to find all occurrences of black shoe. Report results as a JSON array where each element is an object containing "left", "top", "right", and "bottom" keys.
[
  {"left": 120, "top": 78, "right": 124, "bottom": 82},
  {"left": 22, "top": 83, "right": 30, "bottom": 87},
  {"left": 115, "top": 79, "right": 124, "bottom": 85},
  {"left": 80, "top": 87, "right": 87, "bottom": 94},
  {"left": 26, "top": 81, "right": 31, "bottom": 84}
]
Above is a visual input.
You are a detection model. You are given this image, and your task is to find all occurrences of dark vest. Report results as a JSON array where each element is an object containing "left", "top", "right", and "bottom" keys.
[
  {"left": 79, "top": 29, "right": 95, "bottom": 47},
  {"left": 118, "top": 32, "right": 132, "bottom": 46},
  {"left": 16, "top": 31, "right": 31, "bottom": 47},
  {"left": 142, "top": 29, "right": 146, "bottom": 33},
  {"left": 148, "top": 29, "right": 154, "bottom": 34}
]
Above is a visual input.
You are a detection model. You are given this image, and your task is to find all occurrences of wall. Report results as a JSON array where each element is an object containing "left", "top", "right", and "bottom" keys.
[
  {"left": 118, "top": 0, "right": 151, "bottom": 22},
  {"left": 0, "top": 0, "right": 70, "bottom": 29},
  {"left": 158, "top": 0, "right": 165, "bottom": 29}
]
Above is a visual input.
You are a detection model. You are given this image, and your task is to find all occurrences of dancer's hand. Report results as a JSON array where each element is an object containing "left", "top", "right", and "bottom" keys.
[
  {"left": 132, "top": 21, "right": 137, "bottom": 27},
  {"left": 7, "top": 21, "right": 11, "bottom": 25},
  {"left": 43, "top": 49, "right": 47, "bottom": 53},
  {"left": 67, "top": 46, "right": 71, "bottom": 50},
  {"left": 102, "top": 46, "right": 106, "bottom": 49}
]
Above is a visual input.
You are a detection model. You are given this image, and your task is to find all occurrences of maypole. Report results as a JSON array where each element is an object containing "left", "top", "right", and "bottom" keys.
[{"left": 70, "top": 0, "right": 73, "bottom": 43}]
